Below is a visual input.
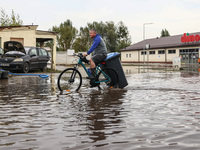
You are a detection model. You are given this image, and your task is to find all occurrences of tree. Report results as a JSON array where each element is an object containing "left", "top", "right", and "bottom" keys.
[
  {"left": 104, "top": 21, "right": 118, "bottom": 52},
  {"left": 72, "top": 27, "right": 90, "bottom": 52},
  {"left": 116, "top": 21, "right": 132, "bottom": 51},
  {"left": 51, "top": 20, "right": 78, "bottom": 51},
  {"left": 161, "top": 29, "right": 170, "bottom": 37},
  {"left": 76, "top": 21, "right": 131, "bottom": 52},
  {"left": 0, "top": 9, "right": 10, "bottom": 26},
  {"left": 10, "top": 9, "right": 23, "bottom": 26},
  {"left": 0, "top": 9, "right": 23, "bottom": 26},
  {"left": 50, "top": 20, "right": 131, "bottom": 52}
]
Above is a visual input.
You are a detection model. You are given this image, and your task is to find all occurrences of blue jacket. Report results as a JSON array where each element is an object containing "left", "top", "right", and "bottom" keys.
[{"left": 87, "top": 34, "right": 107, "bottom": 55}]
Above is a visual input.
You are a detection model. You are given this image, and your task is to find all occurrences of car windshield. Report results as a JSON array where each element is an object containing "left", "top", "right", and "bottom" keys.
[{"left": 24, "top": 47, "right": 31, "bottom": 54}]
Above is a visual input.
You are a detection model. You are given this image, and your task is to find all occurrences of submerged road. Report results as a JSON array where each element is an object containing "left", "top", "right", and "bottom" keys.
[{"left": 0, "top": 66, "right": 200, "bottom": 150}]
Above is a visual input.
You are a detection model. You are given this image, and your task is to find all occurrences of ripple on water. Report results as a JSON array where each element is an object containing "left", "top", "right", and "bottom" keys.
[{"left": 0, "top": 72, "right": 200, "bottom": 149}]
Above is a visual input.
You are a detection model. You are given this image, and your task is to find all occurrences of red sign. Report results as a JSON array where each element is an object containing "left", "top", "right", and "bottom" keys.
[{"left": 181, "top": 33, "right": 200, "bottom": 43}]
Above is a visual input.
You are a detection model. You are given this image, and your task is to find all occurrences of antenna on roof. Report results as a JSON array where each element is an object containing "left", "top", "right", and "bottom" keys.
[{"left": 32, "top": 17, "right": 37, "bottom": 26}]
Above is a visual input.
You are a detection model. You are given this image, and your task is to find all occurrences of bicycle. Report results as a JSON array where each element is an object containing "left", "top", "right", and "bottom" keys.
[{"left": 57, "top": 53, "right": 119, "bottom": 92}]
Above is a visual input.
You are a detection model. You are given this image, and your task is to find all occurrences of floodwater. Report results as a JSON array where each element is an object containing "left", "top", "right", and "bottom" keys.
[{"left": 1, "top": 66, "right": 200, "bottom": 150}]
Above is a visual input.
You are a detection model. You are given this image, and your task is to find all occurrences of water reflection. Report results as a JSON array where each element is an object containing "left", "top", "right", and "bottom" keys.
[
  {"left": 0, "top": 76, "right": 50, "bottom": 99},
  {"left": 86, "top": 90, "right": 126, "bottom": 143},
  {"left": 57, "top": 88, "right": 127, "bottom": 148},
  {"left": 0, "top": 76, "right": 54, "bottom": 150},
  {"left": 123, "top": 65, "right": 200, "bottom": 75},
  {"left": 1, "top": 67, "right": 200, "bottom": 149},
  {"left": 49, "top": 74, "right": 57, "bottom": 95},
  {"left": 123, "top": 66, "right": 173, "bottom": 75}
]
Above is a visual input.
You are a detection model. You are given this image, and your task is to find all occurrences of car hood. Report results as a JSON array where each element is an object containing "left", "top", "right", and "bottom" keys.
[{"left": 3, "top": 41, "right": 26, "bottom": 54}]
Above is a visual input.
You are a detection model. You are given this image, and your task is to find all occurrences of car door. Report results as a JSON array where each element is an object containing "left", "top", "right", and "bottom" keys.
[
  {"left": 28, "top": 48, "right": 39, "bottom": 69},
  {"left": 37, "top": 48, "right": 50, "bottom": 68}
]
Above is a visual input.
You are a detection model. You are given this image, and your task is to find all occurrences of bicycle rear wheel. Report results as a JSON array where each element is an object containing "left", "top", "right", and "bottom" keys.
[
  {"left": 57, "top": 68, "right": 82, "bottom": 92},
  {"left": 96, "top": 67, "right": 119, "bottom": 89}
]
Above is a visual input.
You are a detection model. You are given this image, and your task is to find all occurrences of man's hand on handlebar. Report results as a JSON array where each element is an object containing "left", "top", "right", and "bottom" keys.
[{"left": 83, "top": 53, "right": 88, "bottom": 57}]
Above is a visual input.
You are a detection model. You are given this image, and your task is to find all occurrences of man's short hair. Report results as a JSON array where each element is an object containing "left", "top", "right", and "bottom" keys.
[{"left": 90, "top": 29, "right": 97, "bottom": 34}]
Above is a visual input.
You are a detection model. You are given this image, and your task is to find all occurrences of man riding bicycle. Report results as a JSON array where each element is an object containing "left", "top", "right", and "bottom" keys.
[
  {"left": 83, "top": 29, "right": 107, "bottom": 79},
  {"left": 57, "top": 30, "right": 120, "bottom": 91}
]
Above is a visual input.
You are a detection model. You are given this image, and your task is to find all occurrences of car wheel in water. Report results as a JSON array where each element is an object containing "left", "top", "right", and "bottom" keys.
[
  {"left": 22, "top": 62, "right": 30, "bottom": 73},
  {"left": 40, "top": 66, "right": 47, "bottom": 72}
]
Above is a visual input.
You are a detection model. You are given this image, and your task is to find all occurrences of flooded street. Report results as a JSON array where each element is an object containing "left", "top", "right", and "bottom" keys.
[{"left": 1, "top": 66, "right": 200, "bottom": 150}]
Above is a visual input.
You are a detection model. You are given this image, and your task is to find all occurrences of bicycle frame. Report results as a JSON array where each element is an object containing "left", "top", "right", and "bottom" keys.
[{"left": 75, "top": 57, "right": 110, "bottom": 84}]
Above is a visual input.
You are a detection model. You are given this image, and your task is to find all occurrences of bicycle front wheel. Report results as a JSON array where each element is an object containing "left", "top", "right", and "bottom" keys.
[
  {"left": 97, "top": 67, "right": 119, "bottom": 89},
  {"left": 57, "top": 68, "right": 82, "bottom": 92}
]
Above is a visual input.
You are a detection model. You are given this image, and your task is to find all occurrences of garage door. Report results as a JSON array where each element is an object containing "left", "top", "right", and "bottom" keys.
[{"left": 10, "top": 38, "right": 24, "bottom": 45}]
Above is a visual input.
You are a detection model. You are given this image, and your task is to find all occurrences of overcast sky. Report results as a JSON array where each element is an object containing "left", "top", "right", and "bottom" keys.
[{"left": 1, "top": 0, "right": 200, "bottom": 44}]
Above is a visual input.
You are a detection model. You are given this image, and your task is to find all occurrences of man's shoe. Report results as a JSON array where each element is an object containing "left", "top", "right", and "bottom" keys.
[{"left": 89, "top": 79, "right": 99, "bottom": 88}]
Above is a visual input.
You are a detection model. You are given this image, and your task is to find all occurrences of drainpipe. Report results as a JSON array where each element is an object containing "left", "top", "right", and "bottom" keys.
[{"left": 138, "top": 50, "right": 140, "bottom": 63}]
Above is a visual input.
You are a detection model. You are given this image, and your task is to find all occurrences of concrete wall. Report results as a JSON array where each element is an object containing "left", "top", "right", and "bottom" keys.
[
  {"left": 56, "top": 50, "right": 91, "bottom": 65},
  {"left": 56, "top": 51, "right": 68, "bottom": 65},
  {"left": 56, "top": 51, "right": 76, "bottom": 65}
]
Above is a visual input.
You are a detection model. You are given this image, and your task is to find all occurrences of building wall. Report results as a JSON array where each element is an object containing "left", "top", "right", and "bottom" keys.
[
  {"left": 149, "top": 49, "right": 164, "bottom": 62},
  {"left": 121, "top": 51, "right": 139, "bottom": 62},
  {"left": 121, "top": 49, "right": 167, "bottom": 63},
  {"left": 121, "top": 46, "right": 200, "bottom": 63},
  {"left": 0, "top": 26, "right": 37, "bottom": 47},
  {"left": 166, "top": 48, "right": 178, "bottom": 62}
]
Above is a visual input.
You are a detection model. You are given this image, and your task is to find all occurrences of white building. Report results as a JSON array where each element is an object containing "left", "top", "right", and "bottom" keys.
[{"left": 121, "top": 32, "right": 200, "bottom": 67}]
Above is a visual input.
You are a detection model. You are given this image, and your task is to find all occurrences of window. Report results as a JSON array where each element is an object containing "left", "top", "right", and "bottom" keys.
[
  {"left": 39, "top": 48, "right": 48, "bottom": 56},
  {"left": 180, "top": 49, "right": 199, "bottom": 54},
  {"left": 0, "top": 47, "right": 3, "bottom": 55},
  {"left": 126, "top": 54, "right": 128, "bottom": 58},
  {"left": 168, "top": 50, "right": 176, "bottom": 54},
  {"left": 149, "top": 51, "right": 155, "bottom": 55},
  {"left": 129, "top": 54, "right": 131, "bottom": 58},
  {"left": 158, "top": 50, "right": 165, "bottom": 54},
  {"left": 141, "top": 51, "right": 146, "bottom": 55},
  {"left": 39, "top": 49, "right": 43, "bottom": 56},
  {"left": 29, "top": 48, "right": 37, "bottom": 56}
]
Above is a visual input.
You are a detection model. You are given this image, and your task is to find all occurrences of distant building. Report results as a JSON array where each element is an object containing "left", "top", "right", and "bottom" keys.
[
  {"left": 0, "top": 25, "right": 57, "bottom": 70},
  {"left": 121, "top": 32, "right": 200, "bottom": 67}
]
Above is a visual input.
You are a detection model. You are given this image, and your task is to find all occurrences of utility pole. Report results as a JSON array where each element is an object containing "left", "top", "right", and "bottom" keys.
[{"left": 143, "top": 23, "right": 153, "bottom": 65}]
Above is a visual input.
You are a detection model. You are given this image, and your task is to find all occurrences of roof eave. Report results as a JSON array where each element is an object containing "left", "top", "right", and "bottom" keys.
[{"left": 121, "top": 43, "right": 200, "bottom": 51}]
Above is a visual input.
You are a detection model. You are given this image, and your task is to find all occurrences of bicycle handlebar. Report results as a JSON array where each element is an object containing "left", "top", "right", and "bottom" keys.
[{"left": 73, "top": 53, "right": 89, "bottom": 63}]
